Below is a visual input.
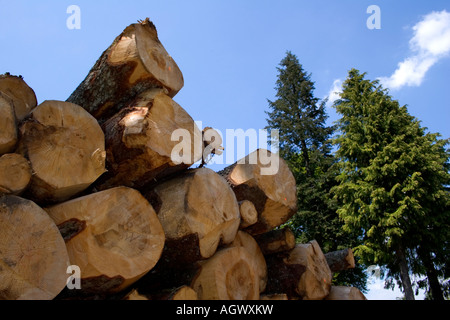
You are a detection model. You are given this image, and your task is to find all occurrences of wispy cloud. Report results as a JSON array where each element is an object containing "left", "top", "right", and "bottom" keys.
[
  {"left": 379, "top": 10, "right": 450, "bottom": 90},
  {"left": 325, "top": 78, "right": 343, "bottom": 107}
]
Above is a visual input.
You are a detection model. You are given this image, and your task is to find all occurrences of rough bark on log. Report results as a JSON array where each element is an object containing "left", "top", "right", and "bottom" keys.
[
  {"left": 0, "top": 93, "right": 17, "bottom": 155},
  {"left": 226, "top": 231, "right": 267, "bottom": 293},
  {"left": 0, "top": 195, "right": 70, "bottom": 300},
  {"left": 0, "top": 73, "right": 37, "bottom": 122},
  {"left": 325, "top": 286, "right": 367, "bottom": 300},
  {"left": 253, "top": 227, "right": 296, "bottom": 255},
  {"left": 16, "top": 100, "right": 106, "bottom": 204},
  {"left": 219, "top": 149, "right": 297, "bottom": 235},
  {"left": 67, "top": 18, "right": 183, "bottom": 123},
  {"left": 324, "top": 248, "right": 355, "bottom": 273},
  {"left": 95, "top": 89, "right": 202, "bottom": 190},
  {"left": 143, "top": 168, "right": 240, "bottom": 264},
  {"left": 45, "top": 187, "right": 165, "bottom": 295},
  {"left": 0, "top": 153, "right": 32, "bottom": 196},
  {"left": 265, "top": 241, "right": 332, "bottom": 300},
  {"left": 191, "top": 247, "right": 260, "bottom": 300},
  {"left": 238, "top": 200, "right": 258, "bottom": 229}
]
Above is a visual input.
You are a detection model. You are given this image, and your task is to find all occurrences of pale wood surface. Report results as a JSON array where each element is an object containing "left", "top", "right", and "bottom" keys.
[
  {"left": 45, "top": 187, "right": 165, "bottom": 294},
  {"left": 0, "top": 196, "right": 70, "bottom": 300}
]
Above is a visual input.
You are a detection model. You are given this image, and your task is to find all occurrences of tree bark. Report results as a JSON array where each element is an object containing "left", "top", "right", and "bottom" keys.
[
  {"left": 45, "top": 187, "right": 165, "bottom": 295},
  {"left": 67, "top": 18, "right": 183, "bottom": 124},
  {"left": 219, "top": 149, "right": 297, "bottom": 235},
  {"left": 418, "top": 246, "right": 444, "bottom": 301},
  {"left": 0, "top": 195, "right": 70, "bottom": 300},
  {"left": 253, "top": 227, "right": 296, "bottom": 255},
  {"left": 0, "top": 93, "right": 17, "bottom": 155},
  {"left": 95, "top": 88, "right": 202, "bottom": 190},
  {"left": 324, "top": 248, "right": 356, "bottom": 273},
  {"left": 0, "top": 153, "right": 32, "bottom": 196},
  {"left": 395, "top": 243, "right": 415, "bottom": 300},
  {"left": 17, "top": 100, "right": 106, "bottom": 204},
  {"left": 0, "top": 73, "right": 37, "bottom": 122}
]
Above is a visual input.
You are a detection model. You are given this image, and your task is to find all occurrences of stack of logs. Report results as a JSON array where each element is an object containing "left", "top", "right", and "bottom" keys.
[{"left": 0, "top": 18, "right": 366, "bottom": 301}]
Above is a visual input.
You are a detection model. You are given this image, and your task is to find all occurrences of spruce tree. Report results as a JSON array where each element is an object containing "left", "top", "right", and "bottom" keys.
[
  {"left": 266, "top": 52, "right": 367, "bottom": 292},
  {"left": 332, "top": 69, "right": 450, "bottom": 300}
]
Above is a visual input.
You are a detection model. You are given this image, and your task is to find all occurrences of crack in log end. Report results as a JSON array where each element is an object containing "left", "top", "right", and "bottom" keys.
[{"left": 57, "top": 219, "right": 87, "bottom": 242}]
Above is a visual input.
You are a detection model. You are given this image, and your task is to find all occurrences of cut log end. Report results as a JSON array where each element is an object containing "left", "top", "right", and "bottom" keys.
[
  {"left": 17, "top": 100, "right": 106, "bottom": 203},
  {"left": 0, "top": 73, "right": 37, "bottom": 122},
  {"left": 96, "top": 89, "right": 202, "bottom": 190},
  {"left": 0, "top": 93, "right": 17, "bottom": 155},
  {"left": 220, "top": 149, "right": 297, "bottom": 235},
  {"left": 265, "top": 240, "right": 332, "bottom": 300},
  {"left": 0, "top": 153, "right": 32, "bottom": 196},
  {"left": 192, "top": 247, "right": 260, "bottom": 300},
  {"left": 145, "top": 168, "right": 240, "bottom": 262},
  {"left": 0, "top": 195, "right": 70, "bottom": 300},
  {"left": 238, "top": 200, "right": 258, "bottom": 229},
  {"left": 67, "top": 20, "right": 183, "bottom": 123},
  {"left": 226, "top": 231, "right": 268, "bottom": 293},
  {"left": 45, "top": 187, "right": 165, "bottom": 295}
]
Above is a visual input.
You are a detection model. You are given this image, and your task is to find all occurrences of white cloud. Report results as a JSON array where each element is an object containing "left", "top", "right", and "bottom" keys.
[
  {"left": 379, "top": 10, "right": 450, "bottom": 90},
  {"left": 325, "top": 78, "right": 343, "bottom": 107}
]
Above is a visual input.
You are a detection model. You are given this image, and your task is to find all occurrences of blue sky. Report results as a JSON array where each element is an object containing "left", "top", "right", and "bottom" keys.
[{"left": 1, "top": 1, "right": 449, "bottom": 299}]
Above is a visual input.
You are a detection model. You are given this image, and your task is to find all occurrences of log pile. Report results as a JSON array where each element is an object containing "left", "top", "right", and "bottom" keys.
[{"left": 0, "top": 19, "right": 366, "bottom": 301}]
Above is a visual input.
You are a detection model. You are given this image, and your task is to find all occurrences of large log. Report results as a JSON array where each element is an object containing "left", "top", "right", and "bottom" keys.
[
  {"left": 67, "top": 18, "right": 183, "bottom": 123},
  {"left": 265, "top": 241, "right": 332, "bottom": 300},
  {"left": 0, "top": 195, "right": 70, "bottom": 300},
  {"left": 324, "top": 248, "right": 355, "bottom": 273},
  {"left": 0, "top": 73, "right": 37, "bottom": 122},
  {"left": 143, "top": 168, "right": 240, "bottom": 264},
  {"left": 254, "top": 227, "right": 296, "bottom": 255},
  {"left": 16, "top": 100, "right": 106, "bottom": 203},
  {"left": 226, "top": 231, "right": 268, "bottom": 293},
  {"left": 219, "top": 149, "right": 297, "bottom": 235},
  {"left": 45, "top": 187, "right": 165, "bottom": 295},
  {"left": 95, "top": 89, "right": 202, "bottom": 190},
  {"left": 0, "top": 153, "right": 32, "bottom": 196},
  {"left": 325, "top": 286, "right": 367, "bottom": 300},
  {"left": 191, "top": 247, "right": 260, "bottom": 300},
  {"left": 0, "top": 93, "right": 17, "bottom": 155}
]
